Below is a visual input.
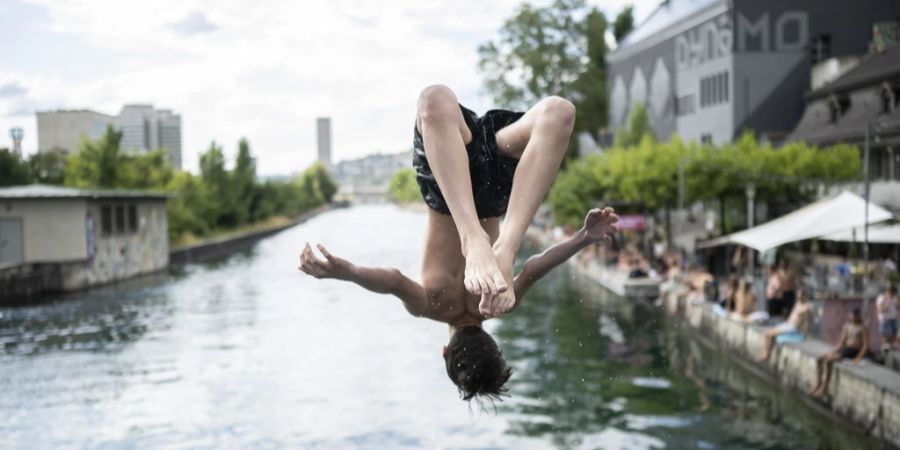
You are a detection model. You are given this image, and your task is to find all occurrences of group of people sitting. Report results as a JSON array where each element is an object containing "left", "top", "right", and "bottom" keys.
[{"left": 667, "top": 255, "right": 893, "bottom": 400}]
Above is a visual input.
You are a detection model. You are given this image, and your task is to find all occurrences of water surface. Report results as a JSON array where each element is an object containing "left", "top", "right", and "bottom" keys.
[{"left": 0, "top": 205, "right": 873, "bottom": 449}]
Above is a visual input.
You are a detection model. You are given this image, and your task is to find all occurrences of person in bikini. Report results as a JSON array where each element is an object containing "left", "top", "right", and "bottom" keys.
[{"left": 298, "top": 85, "right": 619, "bottom": 400}]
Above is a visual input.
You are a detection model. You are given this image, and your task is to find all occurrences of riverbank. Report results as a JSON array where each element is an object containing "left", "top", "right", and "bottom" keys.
[
  {"left": 169, "top": 205, "right": 331, "bottom": 265},
  {"left": 527, "top": 227, "right": 900, "bottom": 449}
]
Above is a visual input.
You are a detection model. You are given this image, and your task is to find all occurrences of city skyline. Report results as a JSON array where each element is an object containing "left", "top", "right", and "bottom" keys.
[{"left": 0, "top": 0, "right": 654, "bottom": 176}]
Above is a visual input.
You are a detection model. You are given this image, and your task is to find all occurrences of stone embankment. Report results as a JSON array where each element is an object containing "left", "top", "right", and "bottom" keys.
[{"left": 528, "top": 228, "right": 900, "bottom": 448}]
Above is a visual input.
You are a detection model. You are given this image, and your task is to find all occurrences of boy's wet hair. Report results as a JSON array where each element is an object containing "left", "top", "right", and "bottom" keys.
[{"left": 444, "top": 326, "right": 512, "bottom": 401}]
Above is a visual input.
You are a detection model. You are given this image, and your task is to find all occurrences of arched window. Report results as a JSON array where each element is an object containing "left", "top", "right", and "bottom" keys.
[
  {"left": 882, "top": 82, "right": 897, "bottom": 115},
  {"left": 828, "top": 95, "right": 850, "bottom": 123}
]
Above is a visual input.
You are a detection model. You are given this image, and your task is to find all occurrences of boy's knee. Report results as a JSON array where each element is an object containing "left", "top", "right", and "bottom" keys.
[
  {"left": 417, "top": 85, "right": 458, "bottom": 123},
  {"left": 538, "top": 96, "right": 576, "bottom": 131}
]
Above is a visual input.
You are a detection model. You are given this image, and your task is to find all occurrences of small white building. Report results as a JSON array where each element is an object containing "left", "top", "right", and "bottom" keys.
[{"left": 0, "top": 185, "right": 169, "bottom": 298}]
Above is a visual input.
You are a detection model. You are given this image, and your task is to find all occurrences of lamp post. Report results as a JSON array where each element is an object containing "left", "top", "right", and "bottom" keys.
[
  {"left": 746, "top": 182, "right": 756, "bottom": 278},
  {"left": 862, "top": 123, "right": 871, "bottom": 318}
]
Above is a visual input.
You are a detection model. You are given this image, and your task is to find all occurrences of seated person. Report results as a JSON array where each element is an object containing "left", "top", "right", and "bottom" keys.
[
  {"left": 730, "top": 279, "right": 756, "bottom": 321},
  {"left": 628, "top": 257, "right": 648, "bottom": 278},
  {"left": 719, "top": 275, "right": 740, "bottom": 312},
  {"left": 756, "top": 289, "right": 813, "bottom": 362},
  {"left": 810, "top": 308, "right": 869, "bottom": 398}
]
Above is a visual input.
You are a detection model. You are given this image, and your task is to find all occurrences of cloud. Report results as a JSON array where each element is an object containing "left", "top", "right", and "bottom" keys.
[
  {"left": 167, "top": 11, "right": 219, "bottom": 37},
  {"left": 9, "top": 0, "right": 659, "bottom": 174},
  {"left": 0, "top": 82, "right": 27, "bottom": 98}
]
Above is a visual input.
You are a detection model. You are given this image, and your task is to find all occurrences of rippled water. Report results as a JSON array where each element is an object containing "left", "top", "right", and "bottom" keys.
[{"left": 0, "top": 205, "right": 875, "bottom": 449}]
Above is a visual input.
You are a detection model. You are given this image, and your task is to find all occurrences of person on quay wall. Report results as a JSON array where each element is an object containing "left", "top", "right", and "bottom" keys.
[
  {"left": 299, "top": 85, "right": 619, "bottom": 401},
  {"left": 876, "top": 284, "right": 898, "bottom": 348},
  {"left": 756, "top": 289, "right": 813, "bottom": 363},
  {"left": 810, "top": 307, "right": 869, "bottom": 398}
]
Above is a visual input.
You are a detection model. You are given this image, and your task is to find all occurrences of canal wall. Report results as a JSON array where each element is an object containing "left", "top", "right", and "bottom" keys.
[
  {"left": 527, "top": 228, "right": 900, "bottom": 448},
  {"left": 1, "top": 207, "right": 332, "bottom": 305},
  {"left": 169, "top": 206, "right": 330, "bottom": 265}
]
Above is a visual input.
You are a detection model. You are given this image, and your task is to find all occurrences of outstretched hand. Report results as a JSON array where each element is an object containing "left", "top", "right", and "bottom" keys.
[
  {"left": 583, "top": 207, "right": 619, "bottom": 244},
  {"left": 299, "top": 243, "right": 354, "bottom": 280}
]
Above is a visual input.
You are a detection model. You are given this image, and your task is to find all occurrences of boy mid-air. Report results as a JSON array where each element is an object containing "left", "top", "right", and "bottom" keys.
[{"left": 299, "top": 85, "right": 618, "bottom": 400}]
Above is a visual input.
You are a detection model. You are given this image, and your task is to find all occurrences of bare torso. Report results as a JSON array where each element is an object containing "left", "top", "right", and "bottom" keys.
[{"left": 415, "top": 209, "right": 502, "bottom": 324}]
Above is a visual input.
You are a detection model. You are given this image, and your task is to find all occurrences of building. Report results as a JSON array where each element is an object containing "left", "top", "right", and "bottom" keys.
[
  {"left": 36, "top": 110, "right": 115, "bottom": 155},
  {"left": 332, "top": 150, "right": 411, "bottom": 203},
  {"left": 0, "top": 185, "right": 169, "bottom": 301},
  {"left": 788, "top": 42, "right": 900, "bottom": 210},
  {"left": 607, "top": 0, "right": 900, "bottom": 145},
  {"left": 117, "top": 105, "right": 183, "bottom": 170},
  {"left": 36, "top": 104, "right": 183, "bottom": 169},
  {"left": 317, "top": 117, "right": 332, "bottom": 170}
]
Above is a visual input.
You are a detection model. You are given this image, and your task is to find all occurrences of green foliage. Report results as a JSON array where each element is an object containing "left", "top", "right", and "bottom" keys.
[
  {"left": 548, "top": 134, "right": 862, "bottom": 232},
  {"left": 0, "top": 148, "right": 32, "bottom": 186},
  {"left": 614, "top": 103, "right": 653, "bottom": 148},
  {"left": 27, "top": 151, "right": 66, "bottom": 184},
  {"left": 52, "top": 127, "right": 334, "bottom": 243},
  {"left": 389, "top": 168, "right": 422, "bottom": 204},
  {"left": 546, "top": 154, "right": 604, "bottom": 228},
  {"left": 571, "top": 8, "right": 608, "bottom": 136},
  {"left": 64, "top": 126, "right": 126, "bottom": 188},
  {"left": 612, "top": 5, "right": 634, "bottom": 44},
  {"left": 478, "top": 0, "right": 586, "bottom": 109}
]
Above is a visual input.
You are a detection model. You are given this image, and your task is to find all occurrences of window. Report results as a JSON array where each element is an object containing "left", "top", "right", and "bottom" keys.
[
  {"left": 699, "top": 71, "right": 730, "bottom": 108},
  {"left": 810, "top": 34, "right": 832, "bottom": 64},
  {"left": 676, "top": 94, "right": 696, "bottom": 116},
  {"left": 828, "top": 95, "right": 850, "bottom": 123},
  {"left": 101, "top": 206, "right": 112, "bottom": 235},
  {"left": 128, "top": 205, "right": 138, "bottom": 232},
  {"left": 700, "top": 134, "right": 713, "bottom": 145},
  {"left": 115, "top": 205, "right": 126, "bottom": 233},
  {"left": 100, "top": 203, "right": 140, "bottom": 236},
  {"left": 882, "top": 83, "right": 896, "bottom": 115}
]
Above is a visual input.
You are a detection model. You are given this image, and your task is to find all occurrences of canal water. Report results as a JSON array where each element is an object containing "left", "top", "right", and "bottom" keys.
[{"left": 0, "top": 205, "right": 874, "bottom": 449}]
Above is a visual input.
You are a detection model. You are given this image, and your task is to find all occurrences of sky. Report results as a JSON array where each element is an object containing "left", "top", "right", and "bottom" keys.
[{"left": 0, "top": 0, "right": 656, "bottom": 176}]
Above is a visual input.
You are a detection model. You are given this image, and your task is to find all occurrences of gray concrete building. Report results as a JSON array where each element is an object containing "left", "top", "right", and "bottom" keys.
[
  {"left": 36, "top": 104, "right": 183, "bottom": 169},
  {"left": 36, "top": 110, "right": 115, "bottom": 155},
  {"left": 317, "top": 117, "right": 332, "bottom": 170},
  {"left": 0, "top": 185, "right": 169, "bottom": 300},
  {"left": 607, "top": 0, "right": 900, "bottom": 145}
]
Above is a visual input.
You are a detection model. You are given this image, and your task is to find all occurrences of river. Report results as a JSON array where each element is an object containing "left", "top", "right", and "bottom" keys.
[{"left": 0, "top": 205, "right": 874, "bottom": 449}]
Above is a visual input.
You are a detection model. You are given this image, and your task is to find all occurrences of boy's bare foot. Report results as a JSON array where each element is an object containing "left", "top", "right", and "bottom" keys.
[
  {"left": 479, "top": 247, "right": 516, "bottom": 317},
  {"left": 810, "top": 386, "right": 825, "bottom": 398},
  {"left": 462, "top": 234, "right": 507, "bottom": 296}
]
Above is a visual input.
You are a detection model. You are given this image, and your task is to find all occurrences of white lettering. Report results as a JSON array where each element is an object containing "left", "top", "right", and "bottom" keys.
[
  {"left": 737, "top": 12, "right": 769, "bottom": 51},
  {"left": 776, "top": 12, "right": 809, "bottom": 51}
]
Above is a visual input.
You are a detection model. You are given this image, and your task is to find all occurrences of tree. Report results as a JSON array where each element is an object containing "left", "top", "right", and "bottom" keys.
[
  {"left": 233, "top": 138, "right": 256, "bottom": 224},
  {"left": 124, "top": 149, "right": 173, "bottom": 190},
  {"left": 477, "top": 0, "right": 589, "bottom": 111},
  {"left": 614, "top": 103, "right": 653, "bottom": 147},
  {"left": 612, "top": 5, "right": 634, "bottom": 44},
  {"left": 27, "top": 152, "right": 66, "bottom": 185},
  {"left": 0, "top": 148, "right": 32, "bottom": 186},
  {"left": 64, "top": 125, "right": 125, "bottom": 188},
  {"left": 389, "top": 168, "right": 421, "bottom": 204},
  {"left": 570, "top": 8, "right": 609, "bottom": 136},
  {"left": 309, "top": 162, "right": 337, "bottom": 203}
]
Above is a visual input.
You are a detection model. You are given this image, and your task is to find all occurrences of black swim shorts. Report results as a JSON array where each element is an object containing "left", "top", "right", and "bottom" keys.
[{"left": 412, "top": 104, "right": 525, "bottom": 219}]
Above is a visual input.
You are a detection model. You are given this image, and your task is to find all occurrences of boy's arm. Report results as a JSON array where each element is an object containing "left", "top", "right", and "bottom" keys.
[
  {"left": 512, "top": 208, "right": 618, "bottom": 306},
  {"left": 299, "top": 243, "right": 429, "bottom": 316}
]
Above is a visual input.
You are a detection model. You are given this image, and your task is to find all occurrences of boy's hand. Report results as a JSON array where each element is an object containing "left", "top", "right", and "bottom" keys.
[
  {"left": 299, "top": 243, "right": 355, "bottom": 280},
  {"left": 583, "top": 207, "right": 619, "bottom": 243}
]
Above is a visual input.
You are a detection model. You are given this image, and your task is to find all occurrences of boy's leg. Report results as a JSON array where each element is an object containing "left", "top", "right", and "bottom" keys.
[
  {"left": 483, "top": 96, "right": 575, "bottom": 313},
  {"left": 417, "top": 85, "right": 507, "bottom": 296}
]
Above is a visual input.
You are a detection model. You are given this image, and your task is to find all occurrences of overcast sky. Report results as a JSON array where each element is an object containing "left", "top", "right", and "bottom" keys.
[{"left": 0, "top": 0, "right": 655, "bottom": 175}]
